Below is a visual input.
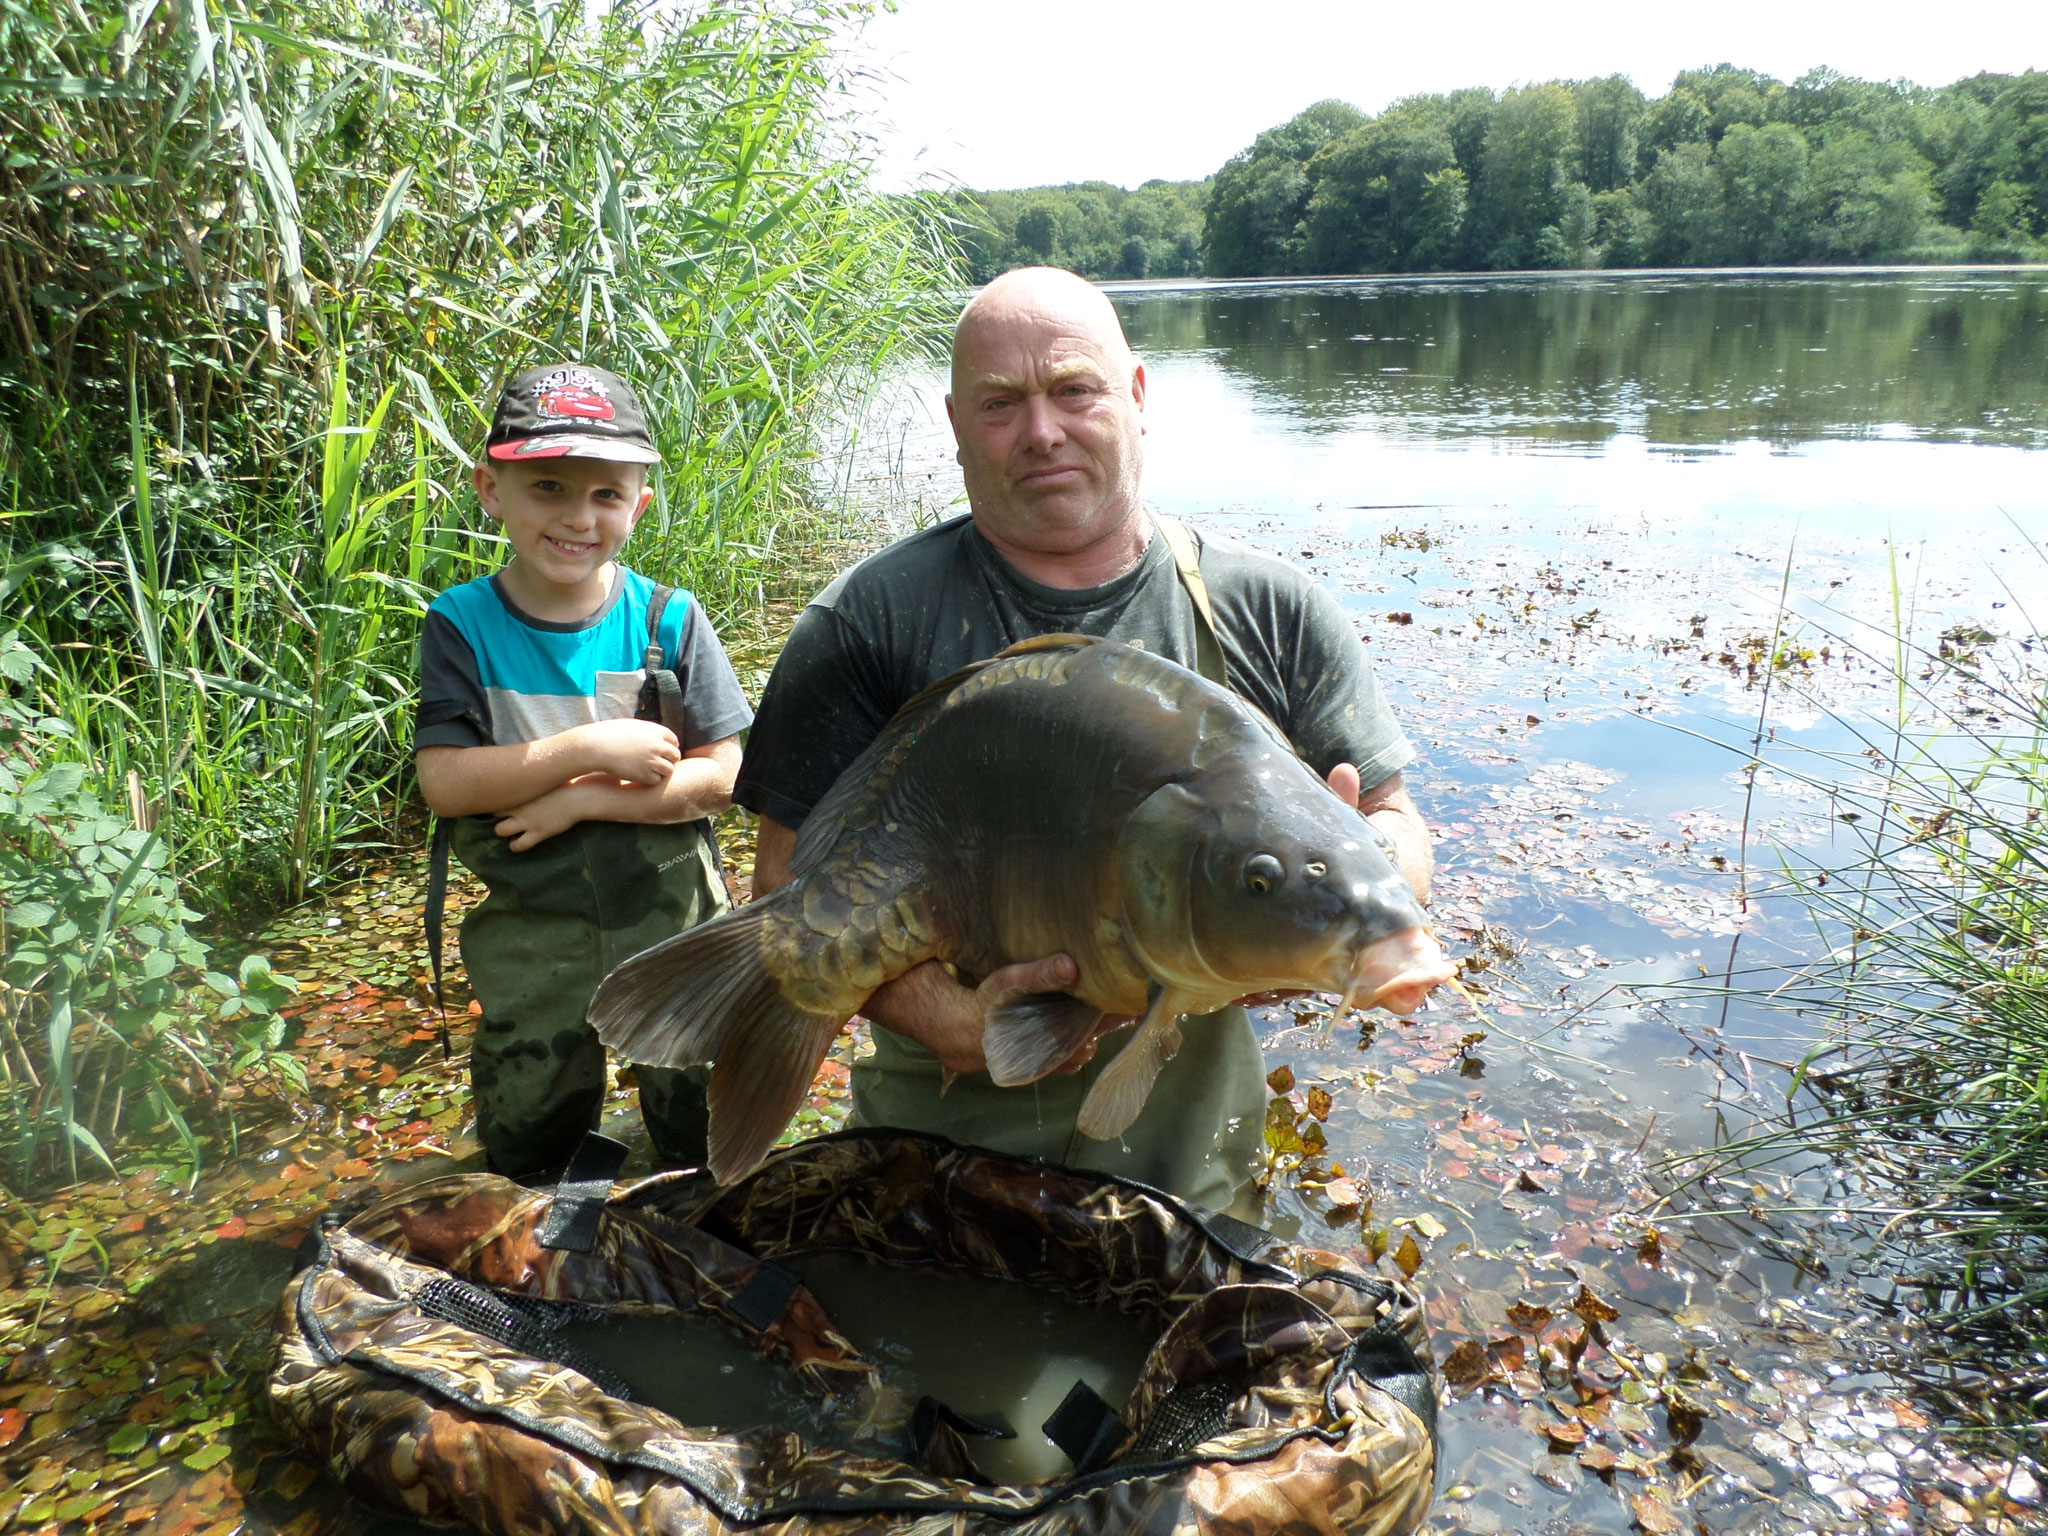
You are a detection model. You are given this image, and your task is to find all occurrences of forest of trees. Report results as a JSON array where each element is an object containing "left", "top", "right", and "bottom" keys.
[
  {"left": 954, "top": 66, "right": 2048, "bottom": 281},
  {"left": 942, "top": 180, "right": 1207, "bottom": 282}
]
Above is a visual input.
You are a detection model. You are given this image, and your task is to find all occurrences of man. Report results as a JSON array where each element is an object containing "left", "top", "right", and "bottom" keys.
[{"left": 734, "top": 267, "right": 1429, "bottom": 1210}]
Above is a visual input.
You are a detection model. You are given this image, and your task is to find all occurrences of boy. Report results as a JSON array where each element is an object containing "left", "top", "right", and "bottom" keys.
[{"left": 414, "top": 363, "right": 752, "bottom": 1182}]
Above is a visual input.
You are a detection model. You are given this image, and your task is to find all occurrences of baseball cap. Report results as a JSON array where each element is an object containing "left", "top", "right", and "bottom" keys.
[{"left": 485, "top": 363, "right": 662, "bottom": 465}]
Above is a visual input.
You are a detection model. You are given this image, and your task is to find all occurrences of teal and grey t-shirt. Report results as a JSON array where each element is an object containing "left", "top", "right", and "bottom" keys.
[
  {"left": 735, "top": 516, "right": 1412, "bottom": 830},
  {"left": 415, "top": 567, "right": 752, "bottom": 752}
]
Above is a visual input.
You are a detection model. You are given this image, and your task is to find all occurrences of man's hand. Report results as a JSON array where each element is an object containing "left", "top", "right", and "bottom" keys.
[
  {"left": 1327, "top": 763, "right": 1433, "bottom": 903},
  {"left": 863, "top": 952, "right": 1126, "bottom": 1076},
  {"left": 578, "top": 718, "right": 682, "bottom": 786}
]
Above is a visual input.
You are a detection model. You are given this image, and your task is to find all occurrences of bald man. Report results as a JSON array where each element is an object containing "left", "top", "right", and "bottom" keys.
[{"left": 734, "top": 267, "right": 1428, "bottom": 1211}]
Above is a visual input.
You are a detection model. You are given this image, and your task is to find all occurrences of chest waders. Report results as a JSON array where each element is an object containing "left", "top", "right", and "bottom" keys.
[
  {"left": 424, "top": 586, "right": 729, "bottom": 1182},
  {"left": 849, "top": 518, "right": 1269, "bottom": 1214}
]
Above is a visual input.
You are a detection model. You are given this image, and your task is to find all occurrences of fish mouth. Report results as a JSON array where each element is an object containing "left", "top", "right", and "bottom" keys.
[{"left": 1338, "top": 925, "right": 1454, "bottom": 1018}]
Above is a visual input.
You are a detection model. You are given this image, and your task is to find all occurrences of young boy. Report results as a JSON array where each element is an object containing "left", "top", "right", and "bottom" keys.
[{"left": 414, "top": 363, "right": 752, "bottom": 1182}]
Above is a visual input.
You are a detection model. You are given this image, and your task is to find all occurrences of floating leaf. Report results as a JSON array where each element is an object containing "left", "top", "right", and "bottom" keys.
[
  {"left": 1578, "top": 1443, "right": 1619, "bottom": 1475},
  {"left": 272, "top": 1460, "right": 319, "bottom": 1501},
  {"left": 1265, "top": 1065, "right": 1294, "bottom": 1094},
  {"left": 1506, "top": 1301, "right": 1553, "bottom": 1334},
  {"left": 182, "top": 1442, "right": 232, "bottom": 1472},
  {"left": 1322, "top": 1176, "right": 1362, "bottom": 1210},
  {"left": 0, "top": 1406, "right": 24, "bottom": 1448},
  {"left": 1570, "top": 1283, "right": 1620, "bottom": 1323},
  {"left": 1440, "top": 1340, "right": 1491, "bottom": 1387},
  {"left": 1664, "top": 1391, "right": 1707, "bottom": 1445},
  {"left": 212, "top": 1216, "right": 248, "bottom": 1239},
  {"left": 1541, "top": 1416, "right": 1586, "bottom": 1450},
  {"left": 107, "top": 1423, "right": 148, "bottom": 1455},
  {"left": 1304, "top": 1085, "right": 1332, "bottom": 1121},
  {"left": 1630, "top": 1492, "right": 1681, "bottom": 1535},
  {"left": 1392, "top": 1233, "right": 1421, "bottom": 1278},
  {"left": 1637, "top": 1228, "right": 1664, "bottom": 1268},
  {"left": 1411, "top": 1212, "right": 1446, "bottom": 1239}
]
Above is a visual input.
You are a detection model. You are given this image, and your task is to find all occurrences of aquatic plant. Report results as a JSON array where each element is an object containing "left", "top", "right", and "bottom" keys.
[
  {"left": 0, "top": 0, "right": 960, "bottom": 1183},
  {"left": 1667, "top": 575, "right": 2048, "bottom": 1427}
]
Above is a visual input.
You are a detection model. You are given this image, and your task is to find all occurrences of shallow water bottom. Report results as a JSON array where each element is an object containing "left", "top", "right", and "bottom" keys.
[{"left": 556, "top": 1249, "right": 1159, "bottom": 1485}]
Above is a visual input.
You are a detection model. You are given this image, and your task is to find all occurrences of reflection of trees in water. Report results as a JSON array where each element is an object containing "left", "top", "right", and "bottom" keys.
[{"left": 1114, "top": 275, "right": 2048, "bottom": 450}]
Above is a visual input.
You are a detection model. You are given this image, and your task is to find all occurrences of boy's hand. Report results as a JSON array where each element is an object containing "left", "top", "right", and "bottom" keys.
[
  {"left": 578, "top": 719, "right": 681, "bottom": 785},
  {"left": 494, "top": 781, "right": 596, "bottom": 852}
]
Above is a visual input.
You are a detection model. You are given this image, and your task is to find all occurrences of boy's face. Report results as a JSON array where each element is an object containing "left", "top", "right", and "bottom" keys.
[{"left": 474, "top": 457, "right": 653, "bottom": 593}]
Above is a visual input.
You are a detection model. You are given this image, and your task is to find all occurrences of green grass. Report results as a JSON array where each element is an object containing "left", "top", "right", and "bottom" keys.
[
  {"left": 0, "top": 0, "right": 962, "bottom": 1186},
  {"left": 1666, "top": 572, "right": 2048, "bottom": 1425}
]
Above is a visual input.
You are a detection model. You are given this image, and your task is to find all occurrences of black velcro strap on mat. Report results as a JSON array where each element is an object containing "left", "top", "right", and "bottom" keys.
[
  {"left": 913, "top": 1397, "right": 1015, "bottom": 1453},
  {"left": 727, "top": 1259, "right": 802, "bottom": 1332},
  {"left": 537, "top": 1133, "right": 630, "bottom": 1252},
  {"left": 1041, "top": 1381, "right": 1129, "bottom": 1475},
  {"left": 1200, "top": 1209, "right": 1283, "bottom": 1266}
]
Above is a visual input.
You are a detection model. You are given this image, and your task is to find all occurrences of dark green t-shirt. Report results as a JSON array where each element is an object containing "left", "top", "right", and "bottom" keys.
[{"left": 734, "top": 515, "right": 1413, "bottom": 830}]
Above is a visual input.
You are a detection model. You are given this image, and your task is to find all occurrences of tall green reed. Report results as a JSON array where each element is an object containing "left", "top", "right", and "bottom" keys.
[
  {"left": 0, "top": 0, "right": 962, "bottom": 1183},
  {"left": 1663, "top": 574, "right": 2048, "bottom": 1421}
]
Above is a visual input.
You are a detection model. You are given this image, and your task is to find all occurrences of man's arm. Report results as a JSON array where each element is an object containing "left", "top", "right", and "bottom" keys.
[
  {"left": 417, "top": 718, "right": 682, "bottom": 818},
  {"left": 489, "top": 736, "right": 741, "bottom": 853},
  {"left": 751, "top": 814, "right": 1089, "bottom": 1074},
  {"left": 1330, "top": 765, "right": 1433, "bottom": 903}
]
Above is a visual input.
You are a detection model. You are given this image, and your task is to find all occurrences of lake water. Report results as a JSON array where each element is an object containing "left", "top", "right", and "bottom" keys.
[{"left": 837, "top": 269, "right": 2048, "bottom": 1534}]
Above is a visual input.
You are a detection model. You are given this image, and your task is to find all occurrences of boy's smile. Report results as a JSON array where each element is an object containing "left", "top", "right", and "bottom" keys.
[{"left": 474, "top": 458, "right": 654, "bottom": 620}]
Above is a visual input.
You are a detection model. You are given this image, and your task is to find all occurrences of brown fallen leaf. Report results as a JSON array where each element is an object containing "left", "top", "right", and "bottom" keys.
[
  {"left": 0, "top": 1406, "right": 23, "bottom": 1449},
  {"left": 1516, "top": 1169, "right": 1551, "bottom": 1193},
  {"left": 1393, "top": 1234, "right": 1421, "bottom": 1278},
  {"left": 1637, "top": 1228, "right": 1665, "bottom": 1268},
  {"left": 1630, "top": 1492, "right": 1681, "bottom": 1535},
  {"left": 1304, "top": 1086, "right": 1333, "bottom": 1122},
  {"left": 1571, "top": 1283, "right": 1620, "bottom": 1324},
  {"left": 1322, "top": 1177, "right": 1363, "bottom": 1211},
  {"left": 1506, "top": 1301, "right": 1554, "bottom": 1334},
  {"left": 1664, "top": 1391, "right": 1707, "bottom": 1445},
  {"left": 1542, "top": 1417, "right": 1587, "bottom": 1450},
  {"left": 1441, "top": 1340, "right": 1492, "bottom": 1387},
  {"left": 1578, "top": 1443, "right": 1619, "bottom": 1476},
  {"left": 1266, "top": 1065, "right": 1295, "bottom": 1094},
  {"left": 1488, "top": 1335, "right": 1526, "bottom": 1374}
]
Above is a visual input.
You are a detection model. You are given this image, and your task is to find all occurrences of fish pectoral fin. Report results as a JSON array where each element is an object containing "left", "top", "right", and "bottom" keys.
[
  {"left": 1074, "top": 991, "right": 1189, "bottom": 1142},
  {"left": 983, "top": 991, "right": 1105, "bottom": 1088}
]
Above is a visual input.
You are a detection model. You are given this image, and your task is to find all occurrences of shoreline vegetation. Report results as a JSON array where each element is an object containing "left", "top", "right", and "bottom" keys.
[
  {"left": 0, "top": 0, "right": 960, "bottom": 1187},
  {"left": 944, "top": 65, "right": 2048, "bottom": 283},
  {"left": 0, "top": 0, "right": 2040, "bottom": 1479}
]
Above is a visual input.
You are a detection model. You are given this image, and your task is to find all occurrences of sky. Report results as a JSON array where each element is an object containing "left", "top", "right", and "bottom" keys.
[{"left": 844, "top": 0, "right": 2048, "bottom": 193}]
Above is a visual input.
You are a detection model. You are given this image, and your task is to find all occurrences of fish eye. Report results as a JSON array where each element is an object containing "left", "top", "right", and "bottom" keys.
[
  {"left": 1243, "top": 853, "right": 1286, "bottom": 895},
  {"left": 1303, "top": 860, "right": 1327, "bottom": 880}
]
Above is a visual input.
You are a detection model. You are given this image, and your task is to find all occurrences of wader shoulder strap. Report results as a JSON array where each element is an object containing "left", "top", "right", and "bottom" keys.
[
  {"left": 424, "top": 815, "right": 453, "bottom": 1057},
  {"left": 637, "top": 584, "right": 688, "bottom": 738},
  {"left": 1153, "top": 514, "right": 1226, "bottom": 687}
]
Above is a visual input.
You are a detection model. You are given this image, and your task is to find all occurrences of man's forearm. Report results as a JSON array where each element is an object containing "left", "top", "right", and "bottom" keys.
[{"left": 1357, "top": 772, "right": 1434, "bottom": 903}]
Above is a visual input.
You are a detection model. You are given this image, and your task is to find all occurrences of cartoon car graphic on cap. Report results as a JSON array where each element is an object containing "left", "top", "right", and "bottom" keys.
[{"left": 537, "top": 384, "right": 615, "bottom": 421}]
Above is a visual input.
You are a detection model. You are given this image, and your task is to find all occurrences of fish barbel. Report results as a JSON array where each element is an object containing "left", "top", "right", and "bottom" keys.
[{"left": 592, "top": 636, "right": 1452, "bottom": 1182}]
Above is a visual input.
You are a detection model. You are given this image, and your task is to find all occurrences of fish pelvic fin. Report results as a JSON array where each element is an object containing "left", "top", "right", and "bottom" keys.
[
  {"left": 983, "top": 991, "right": 1104, "bottom": 1088},
  {"left": 1075, "top": 990, "right": 1188, "bottom": 1142}
]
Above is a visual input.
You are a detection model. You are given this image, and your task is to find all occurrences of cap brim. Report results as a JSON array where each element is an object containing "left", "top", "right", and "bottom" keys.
[{"left": 489, "top": 435, "right": 662, "bottom": 466}]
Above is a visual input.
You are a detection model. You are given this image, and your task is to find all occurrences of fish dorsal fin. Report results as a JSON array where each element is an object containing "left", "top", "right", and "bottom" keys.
[{"left": 788, "top": 635, "right": 1103, "bottom": 875}]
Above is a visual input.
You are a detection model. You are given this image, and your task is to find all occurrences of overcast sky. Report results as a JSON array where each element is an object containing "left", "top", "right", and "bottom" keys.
[{"left": 845, "top": 0, "right": 2048, "bottom": 192}]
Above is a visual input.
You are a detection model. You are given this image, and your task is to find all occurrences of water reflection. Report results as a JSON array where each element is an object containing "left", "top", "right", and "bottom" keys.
[{"left": 1115, "top": 272, "right": 2048, "bottom": 451}]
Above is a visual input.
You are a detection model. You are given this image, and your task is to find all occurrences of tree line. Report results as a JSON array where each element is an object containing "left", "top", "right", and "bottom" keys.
[{"left": 952, "top": 66, "right": 2048, "bottom": 280}]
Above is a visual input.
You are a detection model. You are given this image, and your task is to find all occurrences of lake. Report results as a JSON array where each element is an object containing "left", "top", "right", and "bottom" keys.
[{"left": 836, "top": 268, "right": 2048, "bottom": 1533}]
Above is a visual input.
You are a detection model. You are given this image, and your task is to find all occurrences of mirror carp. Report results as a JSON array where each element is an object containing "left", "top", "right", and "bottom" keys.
[{"left": 592, "top": 635, "right": 1452, "bottom": 1183}]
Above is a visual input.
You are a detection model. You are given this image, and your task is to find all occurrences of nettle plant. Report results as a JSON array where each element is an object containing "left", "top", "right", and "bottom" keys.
[{"left": 0, "top": 632, "right": 300, "bottom": 1189}]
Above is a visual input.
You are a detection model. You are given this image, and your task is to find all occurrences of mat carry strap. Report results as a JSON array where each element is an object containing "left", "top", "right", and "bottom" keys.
[
  {"left": 1154, "top": 514, "right": 1226, "bottom": 687},
  {"left": 1042, "top": 1379, "right": 1131, "bottom": 1475},
  {"left": 537, "top": 1131, "right": 631, "bottom": 1252}
]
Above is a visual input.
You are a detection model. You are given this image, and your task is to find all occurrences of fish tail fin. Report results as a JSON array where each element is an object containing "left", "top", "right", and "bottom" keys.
[
  {"left": 1075, "top": 1000, "right": 1185, "bottom": 1142},
  {"left": 590, "top": 890, "right": 846, "bottom": 1183},
  {"left": 983, "top": 991, "right": 1104, "bottom": 1087}
]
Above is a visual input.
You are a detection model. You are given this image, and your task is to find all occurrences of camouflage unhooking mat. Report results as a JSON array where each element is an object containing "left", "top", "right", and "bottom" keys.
[{"left": 269, "top": 1130, "right": 1440, "bottom": 1536}]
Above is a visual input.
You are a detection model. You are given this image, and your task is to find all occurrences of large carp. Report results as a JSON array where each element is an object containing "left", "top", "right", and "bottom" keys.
[{"left": 592, "top": 635, "right": 1452, "bottom": 1183}]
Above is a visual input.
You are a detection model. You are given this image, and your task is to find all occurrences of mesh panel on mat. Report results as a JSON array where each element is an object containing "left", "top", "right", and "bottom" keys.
[
  {"left": 1126, "top": 1379, "right": 1234, "bottom": 1460},
  {"left": 413, "top": 1275, "right": 635, "bottom": 1401}
]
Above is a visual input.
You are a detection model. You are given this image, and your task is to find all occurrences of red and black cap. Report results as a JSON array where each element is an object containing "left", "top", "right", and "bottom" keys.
[{"left": 485, "top": 363, "right": 661, "bottom": 465}]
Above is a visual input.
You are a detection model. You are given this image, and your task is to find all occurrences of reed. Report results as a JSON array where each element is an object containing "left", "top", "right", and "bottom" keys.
[
  {"left": 1662, "top": 570, "right": 2048, "bottom": 1423},
  {"left": 0, "top": 0, "right": 961, "bottom": 1184}
]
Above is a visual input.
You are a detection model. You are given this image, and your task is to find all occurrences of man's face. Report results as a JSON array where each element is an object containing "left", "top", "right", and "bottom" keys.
[
  {"left": 473, "top": 457, "right": 652, "bottom": 592},
  {"left": 946, "top": 298, "right": 1147, "bottom": 559}
]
